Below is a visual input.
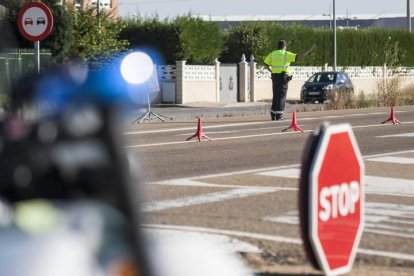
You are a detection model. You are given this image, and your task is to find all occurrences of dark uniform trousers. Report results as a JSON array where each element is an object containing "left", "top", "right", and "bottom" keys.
[{"left": 271, "top": 73, "right": 289, "bottom": 120}]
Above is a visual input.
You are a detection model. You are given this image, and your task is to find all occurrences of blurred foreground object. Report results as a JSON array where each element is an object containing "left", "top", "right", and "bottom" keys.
[
  {"left": 0, "top": 60, "right": 151, "bottom": 276},
  {"left": 0, "top": 57, "right": 253, "bottom": 276}
]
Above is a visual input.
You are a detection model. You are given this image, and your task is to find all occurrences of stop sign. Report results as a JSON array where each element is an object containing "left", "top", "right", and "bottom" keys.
[{"left": 300, "top": 123, "right": 365, "bottom": 276}]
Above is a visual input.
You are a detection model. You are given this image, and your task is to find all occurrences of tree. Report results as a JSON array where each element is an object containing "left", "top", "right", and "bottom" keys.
[
  {"left": 67, "top": 7, "right": 129, "bottom": 66},
  {"left": 43, "top": 0, "right": 74, "bottom": 63},
  {"left": 120, "top": 17, "right": 181, "bottom": 64},
  {"left": 175, "top": 15, "right": 224, "bottom": 64},
  {"left": 220, "top": 22, "right": 270, "bottom": 64}
]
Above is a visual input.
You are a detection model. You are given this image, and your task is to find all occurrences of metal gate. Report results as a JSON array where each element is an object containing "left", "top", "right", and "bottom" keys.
[{"left": 219, "top": 64, "right": 238, "bottom": 103}]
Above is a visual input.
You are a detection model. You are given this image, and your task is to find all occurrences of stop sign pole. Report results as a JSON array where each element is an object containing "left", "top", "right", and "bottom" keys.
[{"left": 299, "top": 123, "right": 365, "bottom": 276}]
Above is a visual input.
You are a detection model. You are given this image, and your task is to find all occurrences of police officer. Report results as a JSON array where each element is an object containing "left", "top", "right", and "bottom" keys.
[{"left": 264, "top": 40, "right": 315, "bottom": 120}]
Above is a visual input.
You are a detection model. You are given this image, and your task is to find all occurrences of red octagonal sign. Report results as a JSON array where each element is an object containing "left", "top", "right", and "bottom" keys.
[{"left": 301, "top": 123, "right": 365, "bottom": 276}]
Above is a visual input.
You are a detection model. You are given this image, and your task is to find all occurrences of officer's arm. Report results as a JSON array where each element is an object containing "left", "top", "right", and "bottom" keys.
[{"left": 296, "top": 44, "right": 316, "bottom": 61}]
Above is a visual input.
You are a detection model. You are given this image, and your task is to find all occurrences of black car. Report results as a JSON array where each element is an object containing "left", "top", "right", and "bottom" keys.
[
  {"left": 300, "top": 71, "right": 354, "bottom": 103},
  {"left": 36, "top": 17, "right": 46, "bottom": 25}
]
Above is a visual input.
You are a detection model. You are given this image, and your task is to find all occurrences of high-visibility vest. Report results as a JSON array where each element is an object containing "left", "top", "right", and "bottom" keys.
[{"left": 264, "top": 50, "right": 297, "bottom": 74}]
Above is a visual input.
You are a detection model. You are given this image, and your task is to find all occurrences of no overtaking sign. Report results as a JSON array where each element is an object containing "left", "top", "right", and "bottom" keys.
[{"left": 18, "top": 2, "right": 53, "bottom": 42}]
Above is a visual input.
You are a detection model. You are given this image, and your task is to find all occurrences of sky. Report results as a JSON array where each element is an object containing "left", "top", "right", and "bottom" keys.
[{"left": 118, "top": 0, "right": 412, "bottom": 19}]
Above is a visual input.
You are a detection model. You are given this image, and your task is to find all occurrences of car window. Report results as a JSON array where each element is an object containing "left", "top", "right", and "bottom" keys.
[
  {"left": 307, "top": 73, "right": 336, "bottom": 83},
  {"left": 338, "top": 73, "right": 349, "bottom": 83}
]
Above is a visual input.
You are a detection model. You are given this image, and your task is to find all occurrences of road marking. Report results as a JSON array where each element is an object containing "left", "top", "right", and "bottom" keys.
[
  {"left": 150, "top": 178, "right": 297, "bottom": 190},
  {"left": 125, "top": 129, "right": 314, "bottom": 148},
  {"left": 148, "top": 164, "right": 301, "bottom": 185},
  {"left": 258, "top": 168, "right": 301, "bottom": 178},
  {"left": 365, "top": 176, "right": 414, "bottom": 197},
  {"left": 264, "top": 202, "right": 414, "bottom": 239},
  {"left": 142, "top": 224, "right": 302, "bottom": 244},
  {"left": 177, "top": 125, "right": 293, "bottom": 136},
  {"left": 377, "top": 132, "right": 414, "bottom": 138},
  {"left": 148, "top": 150, "right": 414, "bottom": 188},
  {"left": 366, "top": 156, "right": 414, "bottom": 164},
  {"left": 124, "top": 121, "right": 274, "bottom": 135},
  {"left": 258, "top": 168, "right": 414, "bottom": 197},
  {"left": 124, "top": 110, "right": 414, "bottom": 135},
  {"left": 125, "top": 122, "right": 414, "bottom": 148},
  {"left": 142, "top": 187, "right": 278, "bottom": 213},
  {"left": 143, "top": 228, "right": 262, "bottom": 254},
  {"left": 142, "top": 224, "right": 414, "bottom": 261}
]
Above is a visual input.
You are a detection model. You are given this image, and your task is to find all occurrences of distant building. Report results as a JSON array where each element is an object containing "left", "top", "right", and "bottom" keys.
[
  {"left": 199, "top": 14, "right": 414, "bottom": 31},
  {"left": 63, "top": 0, "right": 119, "bottom": 18}
]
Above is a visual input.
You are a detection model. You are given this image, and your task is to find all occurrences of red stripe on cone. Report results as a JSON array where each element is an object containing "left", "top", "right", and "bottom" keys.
[
  {"left": 381, "top": 107, "right": 401, "bottom": 125},
  {"left": 186, "top": 117, "right": 212, "bottom": 142},
  {"left": 282, "top": 112, "right": 303, "bottom": 132}
]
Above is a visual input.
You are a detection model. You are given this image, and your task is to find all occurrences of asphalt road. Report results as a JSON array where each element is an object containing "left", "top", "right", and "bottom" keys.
[{"left": 123, "top": 106, "right": 414, "bottom": 275}]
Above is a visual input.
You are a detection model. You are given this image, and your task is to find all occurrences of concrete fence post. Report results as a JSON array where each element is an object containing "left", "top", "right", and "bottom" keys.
[
  {"left": 383, "top": 63, "right": 387, "bottom": 90},
  {"left": 238, "top": 54, "right": 248, "bottom": 102},
  {"left": 249, "top": 54, "right": 257, "bottom": 102},
  {"left": 175, "top": 60, "right": 186, "bottom": 104},
  {"left": 215, "top": 58, "right": 220, "bottom": 102}
]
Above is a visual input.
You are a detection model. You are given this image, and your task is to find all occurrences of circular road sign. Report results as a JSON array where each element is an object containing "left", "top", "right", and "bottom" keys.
[
  {"left": 18, "top": 2, "right": 53, "bottom": 42},
  {"left": 299, "top": 123, "right": 365, "bottom": 276}
]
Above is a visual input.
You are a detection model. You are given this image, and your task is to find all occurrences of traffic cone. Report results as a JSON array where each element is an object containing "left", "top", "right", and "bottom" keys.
[
  {"left": 282, "top": 112, "right": 304, "bottom": 132},
  {"left": 186, "top": 117, "right": 212, "bottom": 142},
  {"left": 381, "top": 107, "right": 401, "bottom": 125}
]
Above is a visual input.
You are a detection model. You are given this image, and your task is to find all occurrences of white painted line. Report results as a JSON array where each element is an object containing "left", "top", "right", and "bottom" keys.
[
  {"left": 365, "top": 176, "right": 414, "bottom": 197},
  {"left": 148, "top": 150, "right": 414, "bottom": 189},
  {"left": 363, "top": 150, "right": 414, "bottom": 159},
  {"left": 143, "top": 228, "right": 262, "bottom": 254},
  {"left": 148, "top": 164, "right": 301, "bottom": 185},
  {"left": 125, "top": 121, "right": 414, "bottom": 148},
  {"left": 358, "top": 248, "right": 414, "bottom": 262},
  {"left": 377, "top": 132, "right": 414, "bottom": 138},
  {"left": 366, "top": 156, "right": 414, "bottom": 164},
  {"left": 124, "top": 121, "right": 273, "bottom": 135},
  {"left": 142, "top": 224, "right": 414, "bottom": 261},
  {"left": 177, "top": 125, "right": 292, "bottom": 136},
  {"left": 258, "top": 168, "right": 300, "bottom": 179},
  {"left": 142, "top": 224, "right": 302, "bottom": 244},
  {"left": 365, "top": 223, "right": 414, "bottom": 233},
  {"left": 125, "top": 129, "right": 313, "bottom": 148},
  {"left": 142, "top": 187, "right": 278, "bottom": 213},
  {"left": 265, "top": 202, "right": 414, "bottom": 239},
  {"left": 151, "top": 178, "right": 297, "bottom": 191},
  {"left": 363, "top": 229, "right": 414, "bottom": 239},
  {"left": 124, "top": 109, "right": 414, "bottom": 135},
  {"left": 257, "top": 168, "right": 414, "bottom": 197}
]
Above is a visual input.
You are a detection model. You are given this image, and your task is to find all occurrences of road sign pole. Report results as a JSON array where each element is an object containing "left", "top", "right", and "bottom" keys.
[
  {"left": 18, "top": 2, "right": 53, "bottom": 75},
  {"left": 34, "top": 41, "right": 40, "bottom": 74}
]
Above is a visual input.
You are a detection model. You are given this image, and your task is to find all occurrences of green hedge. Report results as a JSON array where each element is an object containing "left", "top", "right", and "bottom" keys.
[
  {"left": 108, "top": 17, "right": 414, "bottom": 66},
  {"left": 120, "top": 16, "right": 224, "bottom": 64}
]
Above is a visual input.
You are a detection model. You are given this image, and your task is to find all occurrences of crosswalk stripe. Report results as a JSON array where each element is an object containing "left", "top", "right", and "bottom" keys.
[
  {"left": 142, "top": 187, "right": 278, "bottom": 213},
  {"left": 377, "top": 132, "right": 414, "bottom": 138},
  {"left": 366, "top": 156, "right": 414, "bottom": 164},
  {"left": 258, "top": 168, "right": 414, "bottom": 197},
  {"left": 143, "top": 224, "right": 414, "bottom": 261}
]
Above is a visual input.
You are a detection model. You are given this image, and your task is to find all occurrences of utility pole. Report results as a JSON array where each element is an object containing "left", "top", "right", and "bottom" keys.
[
  {"left": 408, "top": 0, "right": 412, "bottom": 32},
  {"left": 97, "top": 0, "right": 101, "bottom": 48},
  {"left": 333, "top": 0, "right": 337, "bottom": 71}
]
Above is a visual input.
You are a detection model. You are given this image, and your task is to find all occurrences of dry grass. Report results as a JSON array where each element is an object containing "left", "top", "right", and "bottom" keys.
[
  {"left": 326, "top": 90, "right": 357, "bottom": 110},
  {"left": 326, "top": 77, "right": 414, "bottom": 110}
]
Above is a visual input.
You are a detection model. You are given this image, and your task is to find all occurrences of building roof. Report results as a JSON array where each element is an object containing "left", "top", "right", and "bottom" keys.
[{"left": 198, "top": 13, "right": 411, "bottom": 22}]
